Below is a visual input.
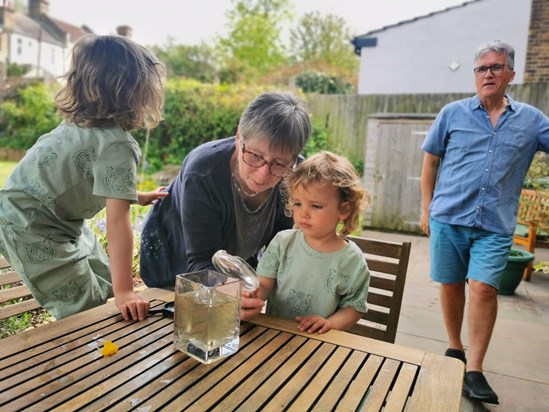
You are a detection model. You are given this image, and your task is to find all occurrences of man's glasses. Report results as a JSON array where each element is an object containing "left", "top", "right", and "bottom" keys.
[
  {"left": 241, "top": 144, "right": 293, "bottom": 177},
  {"left": 473, "top": 64, "right": 507, "bottom": 76}
]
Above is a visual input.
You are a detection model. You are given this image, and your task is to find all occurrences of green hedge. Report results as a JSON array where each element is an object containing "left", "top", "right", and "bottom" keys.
[
  {"left": 0, "top": 80, "right": 332, "bottom": 172},
  {"left": 0, "top": 83, "right": 61, "bottom": 150}
]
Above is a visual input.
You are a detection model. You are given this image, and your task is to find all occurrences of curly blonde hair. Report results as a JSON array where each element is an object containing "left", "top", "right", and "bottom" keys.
[
  {"left": 55, "top": 35, "right": 165, "bottom": 131},
  {"left": 284, "top": 151, "right": 370, "bottom": 237}
]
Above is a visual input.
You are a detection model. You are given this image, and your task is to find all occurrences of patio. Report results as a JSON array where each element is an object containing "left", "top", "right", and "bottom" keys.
[{"left": 361, "top": 229, "right": 549, "bottom": 411}]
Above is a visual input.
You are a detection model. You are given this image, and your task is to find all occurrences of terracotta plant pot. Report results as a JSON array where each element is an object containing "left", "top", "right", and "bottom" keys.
[{"left": 498, "top": 249, "right": 535, "bottom": 295}]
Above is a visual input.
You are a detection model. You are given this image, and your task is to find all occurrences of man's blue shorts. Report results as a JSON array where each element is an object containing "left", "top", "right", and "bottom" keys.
[{"left": 429, "top": 218, "right": 513, "bottom": 289}]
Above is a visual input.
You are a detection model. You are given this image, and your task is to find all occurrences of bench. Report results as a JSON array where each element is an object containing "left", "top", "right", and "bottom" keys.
[
  {"left": 0, "top": 257, "right": 41, "bottom": 320},
  {"left": 513, "top": 189, "right": 549, "bottom": 280}
]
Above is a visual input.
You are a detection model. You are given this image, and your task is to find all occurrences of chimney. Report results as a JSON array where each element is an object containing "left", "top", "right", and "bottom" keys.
[
  {"left": 0, "top": 4, "right": 14, "bottom": 31},
  {"left": 28, "top": 0, "right": 48, "bottom": 19},
  {"left": 524, "top": 0, "right": 549, "bottom": 83},
  {"left": 116, "top": 25, "right": 133, "bottom": 39}
]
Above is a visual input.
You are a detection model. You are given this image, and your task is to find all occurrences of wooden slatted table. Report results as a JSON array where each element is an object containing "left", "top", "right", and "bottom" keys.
[{"left": 0, "top": 288, "right": 463, "bottom": 411}]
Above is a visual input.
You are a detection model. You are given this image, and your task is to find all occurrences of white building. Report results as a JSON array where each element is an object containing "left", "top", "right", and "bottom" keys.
[
  {"left": 351, "top": 0, "right": 532, "bottom": 94},
  {"left": 0, "top": 0, "right": 92, "bottom": 81}
]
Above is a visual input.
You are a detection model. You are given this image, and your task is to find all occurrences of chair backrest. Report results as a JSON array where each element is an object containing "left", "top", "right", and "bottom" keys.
[
  {"left": 345, "top": 235, "right": 412, "bottom": 343},
  {"left": 517, "top": 189, "right": 549, "bottom": 228}
]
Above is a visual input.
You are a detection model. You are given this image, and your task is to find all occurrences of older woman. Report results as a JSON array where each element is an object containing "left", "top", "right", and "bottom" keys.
[{"left": 140, "top": 92, "right": 311, "bottom": 306}]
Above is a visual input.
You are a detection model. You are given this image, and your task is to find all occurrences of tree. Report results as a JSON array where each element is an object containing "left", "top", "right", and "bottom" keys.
[
  {"left": 289, "top": 11, "right": 358, "bottom": 77},
  {"left": 216, "top": 0, "right": 292, "bottom": 81},
  {"left": 152, "top": 38, "right": 218, "bottom": 82}
]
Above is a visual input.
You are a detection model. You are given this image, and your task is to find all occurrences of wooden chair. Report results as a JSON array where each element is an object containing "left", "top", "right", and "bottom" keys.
[
  {"left": 513, "top": 189, "right": 549, "bottom": 281},
  {"left": 0, "top": 257, "right": 40, "bottom": 320},
  {"left": 345, "top": 235, "right": 412, "bottom": 343}
]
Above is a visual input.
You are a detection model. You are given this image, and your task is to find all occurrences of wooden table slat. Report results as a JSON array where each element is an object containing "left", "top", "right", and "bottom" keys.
[
  {"left": 0, "top": 288, "right": 463, "bottom": 412},
  {"left": 261, "top": 343, "right": 337, "bottom": 411},
  {"left": 384, "top": 362, "right": 419, "bottom": 412},
  {"left": 360, "top": 358, "right": 401, "bottom": 411},
  {"left": 287, "top": 345, "right": 352, "bottom": 411},
  {"left": 312, "top": 350, "right": 368, "bottom": 411},
  {"left": 406, "top": 352, "right": 464, "bottom": 412},
  {"left": 160, "top": 329, "right": 296, "bottom": 411},
  {"left": 137, "top": 327, "right": 287, "bottom": 411},
  {"left": 208, "top": 333, "right": 312, "bottom": 412},
  {"left": 337, "top": 354, "right": 385, "bottom": 410},
  {"left": 235, "top": 339, "right": 323, "bottom": 411},
  {"left": 1, "top": 320, "right": 174, "bottom": 410},
  {"left": 250, "top": 314, "right": 425, "bottom": 365},
  {"left": 1, "top": 315, "right": 170, "bottom": 389}
]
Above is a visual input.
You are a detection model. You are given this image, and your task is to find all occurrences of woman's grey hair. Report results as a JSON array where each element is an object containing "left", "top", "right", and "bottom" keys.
[
  {"left": 474, "top": 40, "right": 515, "bottom": 70},
  {"left": 238, "top": 91, "right": 312, "bottom": 158}
]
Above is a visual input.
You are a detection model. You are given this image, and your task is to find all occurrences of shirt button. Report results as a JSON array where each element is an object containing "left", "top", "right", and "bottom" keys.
[
  {"left": 481, "top": 187, "right": 485, "bottom": 191},
  {"left": 485, "top": 168, "right": 489, "bottom": 172},
  {"left": 477, "top": 205, "right": 481, "bottom": 209}
]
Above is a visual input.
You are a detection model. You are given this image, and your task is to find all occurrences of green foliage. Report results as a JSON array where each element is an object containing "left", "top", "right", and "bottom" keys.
[
  {"left": 302, "top": 118, "right": 363, "bottom": 176},
  {"left": 524, "top": 152, "right": 549, "bottom": 190},
  {"left": 0, "top": 310, "right": 32, "bottom": 338},
  {"left": 0, "top": 160, "right": 17, "bottom": 187},
  {"left": 216, "top": 0, "right": 292, "bottom": 79},
  {"left": 0, "top": 83, "right": 61, "bottom": 150},
  {"left": 289, "top": 12, "right": 358, "bottom": 77},
  {"left": 7, "top": 62, "right": 31, "bottom": 77},
  {"left": 295, "top": 71, "right": 353, "bottom": 94},
  {"left": 133, "top": 79, "right": 271, "bottom": 170},
  {"left": 151, "top": 38, "right": 218, "bottom": 82},
  {"left": 302, "top": 118, "right": 329, "bottom": 157}
]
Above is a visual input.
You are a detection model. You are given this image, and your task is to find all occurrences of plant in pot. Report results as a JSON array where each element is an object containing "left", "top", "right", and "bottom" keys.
[
  {"left": 499, "top": 249, "right": 535, "bottom": 295},
  {"left": 503, "top": 153, "right": 549, "bottom": 294}
]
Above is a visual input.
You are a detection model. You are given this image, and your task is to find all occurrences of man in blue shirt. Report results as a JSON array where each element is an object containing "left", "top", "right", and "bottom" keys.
[{"left": 421, "top": 40, "right": 549, "bottom": 405}]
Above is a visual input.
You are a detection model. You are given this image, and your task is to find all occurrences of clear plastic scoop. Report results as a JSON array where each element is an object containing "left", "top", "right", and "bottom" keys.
[{"left": 212, "top": 250, "right": 259, "bottom": 291}]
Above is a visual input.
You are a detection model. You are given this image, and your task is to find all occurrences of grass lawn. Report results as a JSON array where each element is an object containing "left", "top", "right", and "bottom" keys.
[{"left": 0, "top": 160, "right": 17, "bottom": 187}]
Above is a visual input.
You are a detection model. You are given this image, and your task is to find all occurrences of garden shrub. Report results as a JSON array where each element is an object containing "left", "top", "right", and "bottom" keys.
[
  {"left": 0, "top": 83, "right": 61, "bottom": 150},
  {"left": 295, "top": 71, "right": 353, "bottom": 94},
  {"left": 133, "top": 79, "right": 271, "bottom": 171}
]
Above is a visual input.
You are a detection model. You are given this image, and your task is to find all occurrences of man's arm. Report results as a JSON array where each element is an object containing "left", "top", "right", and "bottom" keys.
[{"left": 420, "top": 152, "right": 441, "bottom": 236}]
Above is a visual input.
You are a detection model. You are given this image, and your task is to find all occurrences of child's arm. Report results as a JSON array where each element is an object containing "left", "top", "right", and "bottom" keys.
[
  {"left": 239, "top": 275, "right": 274, "bottom": 321},
  {"left": 106, "top": 198, "right": 150, "bottom": 320},
  {"left": 257, "top": 275, "right": 275, "bottom": 300},
  {"left": 296, "top": 307, "right": 363, "bottom": 334},
  {"left": 137, "top": 187, "right": 168, "bottom": 206}
]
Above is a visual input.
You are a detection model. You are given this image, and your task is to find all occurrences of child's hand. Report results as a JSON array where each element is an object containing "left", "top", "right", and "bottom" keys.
[
  {"left": 240, "top": 290, "right": 264, "bottom": 321},
  {"left": 115, "top": 292, "right": 150, "bottom": 321},
  {"left": 296, "top": 315, "right": 332, "bottom": 334},
  {"left": 137, "top": 187, "right": 168, "bottom": 206}
]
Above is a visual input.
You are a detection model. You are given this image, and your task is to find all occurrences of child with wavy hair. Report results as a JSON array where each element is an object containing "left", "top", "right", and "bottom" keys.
[
  {"left": 255, "top": 151, "right": 371, "bottom": 333},
  {"left": 0, "top": 35, "right": 167, "bottom": 320}
]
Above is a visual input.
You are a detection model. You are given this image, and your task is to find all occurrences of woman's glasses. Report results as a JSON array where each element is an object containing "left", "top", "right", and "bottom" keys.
[{"left": 241, "top": 144, "right": 293, "bottom": 177}]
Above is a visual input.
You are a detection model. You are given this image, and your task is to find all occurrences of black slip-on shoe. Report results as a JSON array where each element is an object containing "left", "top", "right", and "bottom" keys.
[
  {"left": 463, "top": 371, "right": 499, "bottom": 404},
  {"left": 444, "top": 348, "right": 467, "bottom": 364}
]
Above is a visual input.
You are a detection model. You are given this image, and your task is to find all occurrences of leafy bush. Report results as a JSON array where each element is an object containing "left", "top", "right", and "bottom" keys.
[
  {"left": 133, "top": 79, "right": 271, "bottom": 171},
  {"left": 295, "top": 71, "right": 353, "bottom": 94},
  {"left": 0, "top": 83, "right": 61, "bottom": 150},
  {"left": 302, "top": 118, "right": 329, "bottom": 157}
]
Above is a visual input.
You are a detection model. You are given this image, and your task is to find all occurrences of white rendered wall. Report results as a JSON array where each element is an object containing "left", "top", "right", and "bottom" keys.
[
  {"left": 9, "top": 33, "right": 67, "bottom": 77},
  {"left": 357, "top": 0, "right": 531, "bottom": 94}
]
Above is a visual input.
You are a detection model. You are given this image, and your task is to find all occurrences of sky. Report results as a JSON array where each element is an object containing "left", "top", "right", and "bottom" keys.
[{"left": 46, "top": 0, "right": 469, "bottom": 47}]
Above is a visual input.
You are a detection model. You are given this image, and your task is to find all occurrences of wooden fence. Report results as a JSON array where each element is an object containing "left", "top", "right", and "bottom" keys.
[
  {"left": 306, "top": 83, "right": 549, "bottom": 162},
  {"left": 306, "top": 83, "right": 549, "bottom": 233}
]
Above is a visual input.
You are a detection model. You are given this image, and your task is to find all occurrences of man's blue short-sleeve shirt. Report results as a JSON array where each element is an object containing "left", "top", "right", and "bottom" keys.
[{"left": 422, "top": 95, "right": 549, "bottom": 235}]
